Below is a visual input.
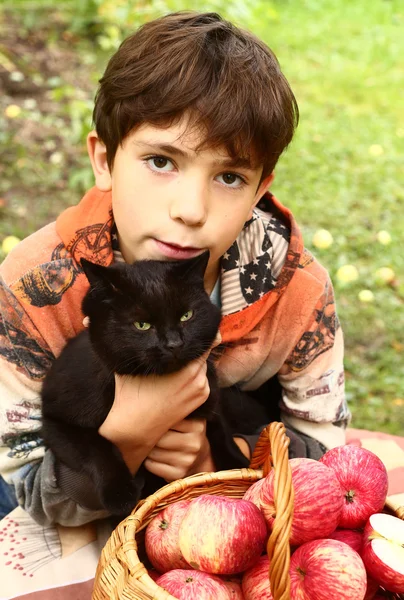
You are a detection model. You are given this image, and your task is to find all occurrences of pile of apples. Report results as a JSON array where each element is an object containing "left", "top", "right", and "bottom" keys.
[{"left": 143, "top": 444, "right": 404, "bottom": 599}]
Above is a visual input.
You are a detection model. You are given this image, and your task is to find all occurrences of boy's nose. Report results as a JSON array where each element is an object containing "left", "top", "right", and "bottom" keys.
[{"left": 169, "top": 184, "right": 207, "bottom": 226}]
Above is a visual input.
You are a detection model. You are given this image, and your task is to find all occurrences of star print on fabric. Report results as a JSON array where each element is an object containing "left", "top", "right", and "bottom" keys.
[
  {"left": 222, "top": 241, "right": 241, "bottom": 271},
  {"left": 220, "top": 192, "right": 291, "bottom": 315},
  {"left": 239, "top": 253, "right": 278, "bottom": 303},
  {"left": 111, "top": 224, "right": 120, "bottom": 251},
  {"left": 267, "top": 218, "right": 290, "bottom": 242}
]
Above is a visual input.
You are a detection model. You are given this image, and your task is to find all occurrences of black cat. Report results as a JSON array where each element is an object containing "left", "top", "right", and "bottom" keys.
[{"left": 41, "top": 251, "right": 231, "bottom": 516}]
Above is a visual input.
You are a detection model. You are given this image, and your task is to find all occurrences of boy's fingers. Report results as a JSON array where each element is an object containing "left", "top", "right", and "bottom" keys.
[
  {"left": 170, "top": 418, "right": 206, "bottom": 434},
  {"left": 199, "top": 331, "right": 222, "bottom": 361},
  {"left": 211, "top": 331, "right": 222, "bottom": 348}
]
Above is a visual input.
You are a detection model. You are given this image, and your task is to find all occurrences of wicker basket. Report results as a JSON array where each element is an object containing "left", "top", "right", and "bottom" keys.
[{"left": 92, "top": 422, "right": 404, "bottom": 600}]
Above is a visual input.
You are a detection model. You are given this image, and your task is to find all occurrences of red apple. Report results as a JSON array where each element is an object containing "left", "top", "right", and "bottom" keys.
[
  {"left": 178, "top": 495, "right": 267, "bottom": 575},
  {"left": 221, "top": 577, "right": 245, "bottom": 599},
  {"left": 260, "top": 458, "right": 344, "bottom": 546},
  {"left": 241, "top": 555, "right": 273, "bottom": 600},
  {"left": 364, "top": 575, "right": 381, "bottom": 600},
  {"left": 242, "top": 478, "right": 265, "bottom": 510},
  {"left": 362, "top": 513, "right": 404, "bottom": 593},
  {"left": 320, "top": 445, "right": 388, "bottom": 528},
  {"left": 147, "top": 568, "right": 161, "bottom": 582},
  {"left": 329, "top": 528, "right": 363, "bottom": 554},
  {"left": 327, "top": 530, "right": 380, "bottom": 598},
  {"left": 156, "top": 569, "right": 232, "bottom": 599},
  {"left": 145, "top": 500, "right": 191, "bottom": 573},
  {"left": 290, "top": 539, "right": 367, "bottom": 600},
  {"left": 326, "top": 533, "right": 378, "bottom": 600}
]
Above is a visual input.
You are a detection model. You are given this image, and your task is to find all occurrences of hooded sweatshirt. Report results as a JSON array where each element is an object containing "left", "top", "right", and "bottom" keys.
[{"left": 0, "top": 187, "right": 349, "bottom": 526}]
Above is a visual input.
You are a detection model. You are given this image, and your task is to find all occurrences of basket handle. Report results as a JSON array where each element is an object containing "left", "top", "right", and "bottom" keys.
[{"left": 249, "top": 422, "right": 294, "bottom": 600}]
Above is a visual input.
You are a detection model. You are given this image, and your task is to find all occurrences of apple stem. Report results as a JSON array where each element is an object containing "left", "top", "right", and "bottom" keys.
[
  {"left": 296, "top": 567, "right": 306, "bottom": 578},
  {"left": 159, "top": 519, "right": 169, "bottom": 530},
  {"left": 345, "top": 490, "right": 355, "bottom": 503}
]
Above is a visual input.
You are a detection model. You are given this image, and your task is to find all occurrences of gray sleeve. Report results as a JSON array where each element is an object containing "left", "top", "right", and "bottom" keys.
[
  {"left": 11, "top": 450, "right": 110, "bottom": 527},
  {"left": 235, "top": 427, "right": 327, "bottom": 461},
  {"left": 233, "top": 433, "right": 261, "bottom": 458}
]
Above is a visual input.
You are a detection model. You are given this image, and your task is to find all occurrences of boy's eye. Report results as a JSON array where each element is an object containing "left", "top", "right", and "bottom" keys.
[
  {"left": 180, "top": 310, "right": 194, "bottom": 322},
  {"left": 146, "top": 156, "right": 175, "bottom": 172},
  {"left": 217, "top": 173, "right": 246, "bottom": 188},
  {"left": 134, "top": 321, "right": 151, "bottom": 331}
]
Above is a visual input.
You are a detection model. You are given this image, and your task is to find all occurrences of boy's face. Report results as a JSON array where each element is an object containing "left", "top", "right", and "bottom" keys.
[{"left": 87, "top": 116, "right": 273, "bottom": 292}]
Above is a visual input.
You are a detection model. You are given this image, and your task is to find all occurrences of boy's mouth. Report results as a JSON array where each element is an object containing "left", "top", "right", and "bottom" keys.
[{"left": 154, "top": 239, "right": 204, "bottom": 260}]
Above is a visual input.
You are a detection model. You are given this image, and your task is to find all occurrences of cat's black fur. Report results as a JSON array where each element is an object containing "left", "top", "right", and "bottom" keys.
[{"left": 41, "top": 251, "right": 229, "bottom": 516}]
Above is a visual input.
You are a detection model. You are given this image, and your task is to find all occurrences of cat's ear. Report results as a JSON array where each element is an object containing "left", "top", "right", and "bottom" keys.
[
  {"left": 171, "top": 251, "right": 210, "bottom": 280},
  {"left": 80, "top": 259, "right": 123, "bottom": 295}
]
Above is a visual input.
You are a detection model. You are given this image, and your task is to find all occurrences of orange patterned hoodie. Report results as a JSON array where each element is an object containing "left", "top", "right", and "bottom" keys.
[{"left": 0, "top": 186, "right": 348, "bottom": 525}]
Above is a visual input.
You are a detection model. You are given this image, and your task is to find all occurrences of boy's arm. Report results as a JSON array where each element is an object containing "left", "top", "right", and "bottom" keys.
[
  {"left": 0, "top": 357, "right": 115, "bottom": 526},
  {"left": 0, "top": 276, "right": 147, "bottom": 525},
  {"left": 277, "top": 276, "right": 350, "bottom": 452}
]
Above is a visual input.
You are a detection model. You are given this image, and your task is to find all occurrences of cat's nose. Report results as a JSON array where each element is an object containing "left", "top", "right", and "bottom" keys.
[
  {"left": 166, "top": 337, "right": 183, "bottom": 350},
  {"left": 166, "top": 335, "right": 182, "bottom": 350}
]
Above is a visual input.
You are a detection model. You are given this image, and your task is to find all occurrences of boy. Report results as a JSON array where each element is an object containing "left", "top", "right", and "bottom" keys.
[{"left": 0, "top": 11, "right": 349, "bottom": 526}]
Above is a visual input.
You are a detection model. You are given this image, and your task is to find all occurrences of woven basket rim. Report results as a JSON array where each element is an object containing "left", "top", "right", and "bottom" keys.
[
  {"left": 95, "top": 476, "right": 404, "bottom": 600},
  {"left": 93, "top": 422, "right": 404, "bottom": 600},
  {"left": 128, "top": 466, "right": 264, "bottom": 528}
]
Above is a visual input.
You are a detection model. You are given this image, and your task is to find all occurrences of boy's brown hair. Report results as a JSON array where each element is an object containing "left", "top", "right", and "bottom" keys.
[{"left": 93, "top": 11, "right": 299, "bottom": 180}]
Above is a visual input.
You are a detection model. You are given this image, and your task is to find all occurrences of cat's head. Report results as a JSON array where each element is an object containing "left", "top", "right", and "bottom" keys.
[{"left": 80, "top": 252, "right": 221, "bottom": 375}]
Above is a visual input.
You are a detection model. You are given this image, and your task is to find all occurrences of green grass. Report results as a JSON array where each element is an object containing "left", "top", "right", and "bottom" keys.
[
  {"left": 252, "top": 0, "right": 404, "bottom": 434},
  {"left": 1, "top": 0, "right": 403, "bottom": 434}
]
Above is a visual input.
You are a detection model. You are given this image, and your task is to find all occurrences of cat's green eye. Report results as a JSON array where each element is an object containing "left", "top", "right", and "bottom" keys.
[
  {"left": 180, "top": 310, "right": 193, "bottom": 322},
  {"left": 134, "top": 321, "right": 151, "bottom": 331}
]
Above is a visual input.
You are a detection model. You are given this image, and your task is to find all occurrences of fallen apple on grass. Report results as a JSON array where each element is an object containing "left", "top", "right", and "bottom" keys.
[
  {"left": 260, "top": 458, "right": 344, "bottom": 546},
  {"left": 145, "top": 500, "right": 191, "bottom": 573},
  {"left": 156, "top": 568, "right": 232, "bottom": 599},
  {"left": 241, "top": 554, "right": 273, "bottom": 600},
  {"left": 178, "top": 495, "right": 267, "bottom": 575},
  {"left": 320, "top": 445, "right": 388, "bottom": 529},
  {"left": 361, "top": 513, "right": 404, "bottom": 593},
  {"left": 289, "top": 538, "right": 367, "bottom": 600}
]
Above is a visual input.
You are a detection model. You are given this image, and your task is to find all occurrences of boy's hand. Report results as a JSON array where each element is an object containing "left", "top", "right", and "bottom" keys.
[
  {"left": 99, "top": 333, "right": 221, "bottom": 473},
  {"left": 144, "top": 418, "right": 215, "bottom": 481}
]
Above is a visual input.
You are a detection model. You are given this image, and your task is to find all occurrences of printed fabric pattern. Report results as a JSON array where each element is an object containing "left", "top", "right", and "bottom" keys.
[{"left": 0, "top": 186, "right": 349, "bottom": 525}]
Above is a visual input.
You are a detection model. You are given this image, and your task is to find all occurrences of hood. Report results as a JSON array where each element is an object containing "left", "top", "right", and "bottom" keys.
[
  {"left": 219, "top": 191, "right": 304, "bottom": 341},
  {"left": 56, "top": 187, "right": 114, "bottom": 267}
]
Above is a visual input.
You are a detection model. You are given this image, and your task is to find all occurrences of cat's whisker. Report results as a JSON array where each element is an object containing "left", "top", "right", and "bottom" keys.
[{"left": 215, "top": 353, "right": 247, "bottom": 370}]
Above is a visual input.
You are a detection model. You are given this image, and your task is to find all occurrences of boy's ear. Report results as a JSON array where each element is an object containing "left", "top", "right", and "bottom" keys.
[
  {"left": 87, "top": 130, "right": 112, "bottom": 192},
  {"left": 247, "top": 172, "right": 275, "bottom": 219}
]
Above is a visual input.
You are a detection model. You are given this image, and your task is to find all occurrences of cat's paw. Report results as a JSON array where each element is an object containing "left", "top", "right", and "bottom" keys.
[{"left": 100, "top": 476, "right": 138, "bottom": 516}]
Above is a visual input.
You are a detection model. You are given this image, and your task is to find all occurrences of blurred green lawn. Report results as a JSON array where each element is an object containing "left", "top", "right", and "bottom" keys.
[{"left": 1, "top": 0, "right": 403, "bottom": 434}]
